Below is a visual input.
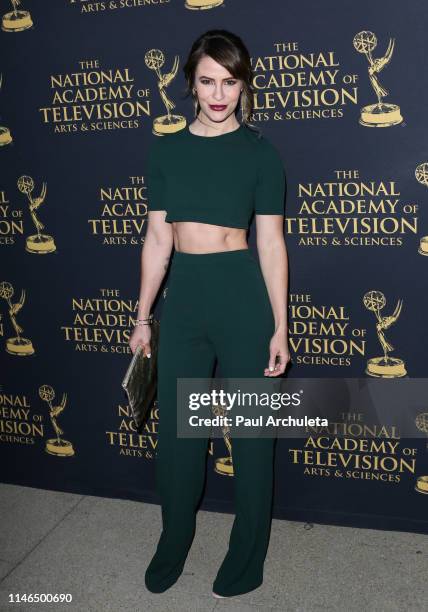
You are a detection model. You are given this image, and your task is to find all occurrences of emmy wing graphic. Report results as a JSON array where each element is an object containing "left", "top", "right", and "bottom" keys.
[
  {"left": 211, "top": 400, "right": 234, "bottom": 477},
  {"left": 17, "top": 175, "right": 57, "bottom": 254},
  {"left": 363, "top": 290, "right": 407, "bottom": 377},
  {"left": 415, "top": 163, "right": 428, "bottom": 256},
  {"left": 1, "top": 0, "right": 33, "bottom": 32},
  {"left": 145, "top": 49, "right": 186, "bottom": 135},
  {"left": 0, "top": 281, "right": 35, "bottom": 355},
  {"left": 0, "top": 73, "right": 12, "bottom": 146},
  {"left": 353, "top": 31, "right": 403, "bottom": 127},
  {"left": 39, "top": 385, "right": 75, "bottom": 457},
  {"left": 185, "top": 0, "right": 223, "bottom": 10},
  {"left": 414, "top": 413, "right": 428, "bottom": 495}
]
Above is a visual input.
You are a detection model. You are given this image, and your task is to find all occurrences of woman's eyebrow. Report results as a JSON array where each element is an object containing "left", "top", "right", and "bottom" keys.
[{"left": 198, "top": 75, "right": 236, "bottom": 80}]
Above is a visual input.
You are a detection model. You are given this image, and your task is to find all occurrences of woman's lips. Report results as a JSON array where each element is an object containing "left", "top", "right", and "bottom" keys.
[{"left": 209, "top": 105, "right": 227, "bottom": 111}]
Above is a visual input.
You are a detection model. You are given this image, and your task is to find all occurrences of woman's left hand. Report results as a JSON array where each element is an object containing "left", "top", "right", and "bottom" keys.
[{"left": 264, "top": 327, "right": 291, "bottom": 376}]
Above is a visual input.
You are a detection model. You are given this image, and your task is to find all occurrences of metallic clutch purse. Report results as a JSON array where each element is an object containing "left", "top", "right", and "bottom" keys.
[{"left": 121, "top": 319, "right": 160, "bottom": 431}]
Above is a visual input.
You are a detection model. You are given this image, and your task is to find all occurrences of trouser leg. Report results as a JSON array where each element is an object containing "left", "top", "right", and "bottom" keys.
[
  {"left": 212, "top": 437, "right": 276, "bottom": 596},
  {"left": 145, "top": 272, "right": 216, "bottom": 593},
  {"left": 209, "top": 252, "right": 277, "bottom": 597}
]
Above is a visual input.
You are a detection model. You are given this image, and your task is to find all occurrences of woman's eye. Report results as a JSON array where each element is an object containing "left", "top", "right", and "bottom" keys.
[{"left": 199, "top": 79, "right": 237, "bottom": 86}]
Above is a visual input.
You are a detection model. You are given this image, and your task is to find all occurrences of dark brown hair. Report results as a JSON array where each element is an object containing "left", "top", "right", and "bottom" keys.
[{"left": 182, "top": 29, "right": 261, "bottom": 136}]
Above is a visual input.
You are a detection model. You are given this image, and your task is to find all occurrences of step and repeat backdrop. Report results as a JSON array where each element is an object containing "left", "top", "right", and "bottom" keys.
[{"left": 1, "top": 2, "right": 428, "bottom": 534}]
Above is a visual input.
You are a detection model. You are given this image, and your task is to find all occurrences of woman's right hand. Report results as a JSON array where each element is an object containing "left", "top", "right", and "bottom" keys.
[{"left": 129, "top": 324, "right": 152, "bottom": 357}]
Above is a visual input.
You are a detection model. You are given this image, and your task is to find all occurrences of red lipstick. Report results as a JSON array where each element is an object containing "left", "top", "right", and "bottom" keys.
[{"left": 209, "top": 105, "right": 227, "bottom": 111}]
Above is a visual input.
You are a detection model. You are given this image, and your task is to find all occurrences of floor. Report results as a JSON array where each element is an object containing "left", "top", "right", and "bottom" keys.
[{"left": 0, "top": 483, "right": 426, "bottom": 612}]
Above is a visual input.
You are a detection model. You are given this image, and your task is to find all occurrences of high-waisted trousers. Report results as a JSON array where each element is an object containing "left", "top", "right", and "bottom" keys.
[{"left": 144, "top": 248, "right": 277, "bottom": 597}]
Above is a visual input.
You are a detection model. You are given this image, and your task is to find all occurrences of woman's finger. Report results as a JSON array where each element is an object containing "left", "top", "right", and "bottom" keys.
[{"left": 268, "top": 349, "right": 278, "bottom": 372}]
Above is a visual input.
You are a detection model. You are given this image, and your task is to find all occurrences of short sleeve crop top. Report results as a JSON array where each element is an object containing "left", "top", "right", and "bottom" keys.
[{"left": 145, "top": 123, "right": 285, "bottom": 229}]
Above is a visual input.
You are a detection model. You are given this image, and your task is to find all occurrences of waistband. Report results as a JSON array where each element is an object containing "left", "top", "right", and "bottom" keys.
[{"left": 171, "top": 247, "right": 256, "bottom": 268}]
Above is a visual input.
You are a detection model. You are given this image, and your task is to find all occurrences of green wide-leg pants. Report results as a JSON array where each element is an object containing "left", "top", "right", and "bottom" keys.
[{"left": 144, "top": 248, "right": 277, "bottom": 597}]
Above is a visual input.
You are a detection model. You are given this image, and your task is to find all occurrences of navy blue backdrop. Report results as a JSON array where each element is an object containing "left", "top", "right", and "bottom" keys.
[{"left": 1, "top": 1, "right": 428, "bottom": 534}]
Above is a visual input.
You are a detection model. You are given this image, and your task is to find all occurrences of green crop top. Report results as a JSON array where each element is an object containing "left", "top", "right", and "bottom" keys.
[{"left": 146, "top": 123, "right": 285, "bottom": 229}]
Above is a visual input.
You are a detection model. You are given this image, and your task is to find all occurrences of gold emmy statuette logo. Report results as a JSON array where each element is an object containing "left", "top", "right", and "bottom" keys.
[
  {"left": 413, "top": 412, "right": 428, "bottom": 494},
  {"left": 414, "top": 476, "right": 428, "bottom": 495},
  {"left": 145, "top": 49, "right": 186, "bottom": 136},
  {"left": 0, "top": 74, "right": 12, "bottom": 146},
  {"left": 415, "top": 163, "right": 428, "bottom": 256},
  {"left": 211, "top": 400, "right": 234, "bottom": 476},
  {"left": 353, "top": 31, "right": 403, "bottom": 127},
  {"left": 17, "top": 175, "right": 57, "bottom": 254},
  {"left": 1, "top": 0, "right": 33, "bottom": 32},
  {"left": 39, "top": 385, "right": 75, "bottom": 457},
  {"left": 185, "top": 0, "right": 224, "bottom": 10},
  {"left": 415, "top": 412, "right": 428, "bottom": 451},
  {"left": 363, "top": 290, "right": 407, "bottom": 377},
  {"left": 0, "top": 281, "right": 35, "bottom": 355}
]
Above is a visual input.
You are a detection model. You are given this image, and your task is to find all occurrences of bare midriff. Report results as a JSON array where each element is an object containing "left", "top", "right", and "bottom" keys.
[{"left": 172, "top": 221, "right": 248, "bottom": 254}]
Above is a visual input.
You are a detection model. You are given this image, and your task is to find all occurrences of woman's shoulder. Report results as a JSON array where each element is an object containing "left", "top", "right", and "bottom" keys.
[
  {"left": 241, "top": 122, "right": 263, "bottom": 141},
  {"left": 242, "top": 123, "right": 279, "bottom": 150},
  {"left": 147, "top": 129, "right": 182, "bottom": 158},
  {"left": 242, "top": 124, "right": 283, "bottom": 165}
]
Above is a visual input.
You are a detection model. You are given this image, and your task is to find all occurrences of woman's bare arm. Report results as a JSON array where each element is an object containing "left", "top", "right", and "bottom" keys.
[
  {"left": 137, "top": 211, "right": 174, "bottom": 320},
  {"left": 255, "top": 215, "right": 289, "bottom": 332},
  {"left": 255, "top": 214, "right": 290, "bottom": 375}
]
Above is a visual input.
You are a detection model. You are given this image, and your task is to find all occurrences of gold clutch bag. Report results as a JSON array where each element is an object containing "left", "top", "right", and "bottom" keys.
[{"left": 121, "top": 319, "right": 160, "bottom": 431}]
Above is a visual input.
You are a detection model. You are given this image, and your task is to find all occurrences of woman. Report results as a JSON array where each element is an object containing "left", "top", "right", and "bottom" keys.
[{"left": 129, "top": 29, "right": 290, "bottom": 598}]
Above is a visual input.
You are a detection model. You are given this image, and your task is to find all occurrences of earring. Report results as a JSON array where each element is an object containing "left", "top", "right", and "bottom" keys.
[{"left": 191, "top": 87, "right": 197, "bottom": 116}]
